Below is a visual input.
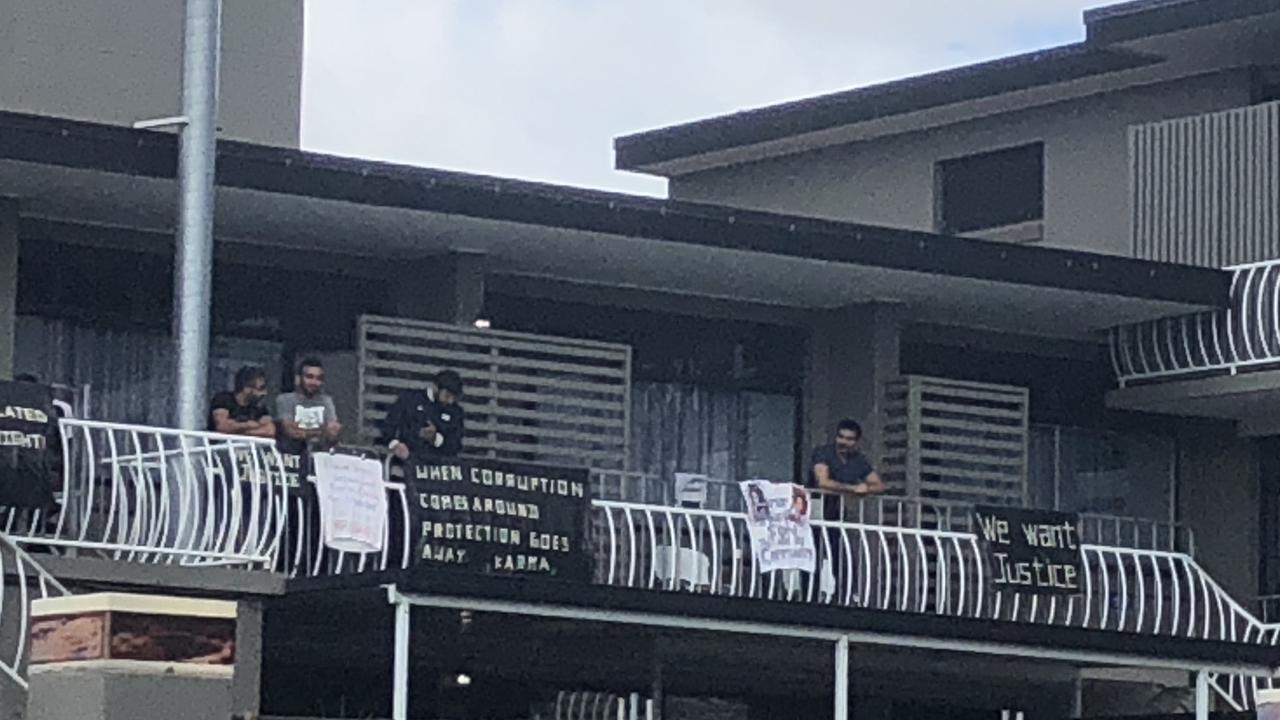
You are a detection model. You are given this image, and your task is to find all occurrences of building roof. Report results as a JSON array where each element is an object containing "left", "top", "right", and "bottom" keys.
[
  {"left": 613, "top": 45, "right": 1157, "bottom": 172},
  {"left": 1085, "top": 0, "right": 1280, "bottom": 43},
  {"left": 614, "top": 0, "right": 1280, "bottom": 174},
  {"left": 0, "top": 110, "right": 1229, "bottom": 337}
]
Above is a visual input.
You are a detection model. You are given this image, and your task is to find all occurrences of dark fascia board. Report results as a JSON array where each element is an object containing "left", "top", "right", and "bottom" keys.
[
  {"left": 284, "top": 569, "right": 1280, "bottom": 671},
  {"left": 612, "top": 44, "right": 1161, "bottom": 172},
  {"left": 1085, "top": 0, "right": 1280, "bottom": 45},
  {"left": 0, "top": 110, "right": 1228, "bottom": 308}
]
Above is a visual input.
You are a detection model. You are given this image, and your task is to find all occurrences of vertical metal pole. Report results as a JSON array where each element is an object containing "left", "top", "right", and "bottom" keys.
[
  {"left": 834, "top": 635, "right": 849, "bottom": 720},
  {"left": 1195, "top": 669, "right": 1209, "bottom": 720},
  {"left": 392, "top": 599, "right": 411, "bottom": 720},
  {"left": 650, "top": 648, "right": 664, "bottom": 720},
  {"left": 173, "top": 0, "right": 222, "bottom": 430}
]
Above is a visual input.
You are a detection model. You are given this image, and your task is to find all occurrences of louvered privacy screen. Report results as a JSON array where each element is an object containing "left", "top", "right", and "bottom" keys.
[
  {"left": 358, "top": 316, "right": 632, "bottom": 469},
  {"left": 881, "top": 375, "right": 1029, "bottom": 507},
  {"left": 1130, "top": 100, "right": 1280, "bottom": 267}
]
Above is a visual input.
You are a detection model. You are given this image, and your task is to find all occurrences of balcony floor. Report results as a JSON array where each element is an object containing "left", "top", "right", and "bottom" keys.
[{"left": 280, "top": 568, "right": 1280, "bottom": 676}]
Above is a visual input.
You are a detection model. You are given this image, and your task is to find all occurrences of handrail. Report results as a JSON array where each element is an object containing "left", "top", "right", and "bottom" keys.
[
  {"left": 1111, "top": 260, "right": 1280, "bottom": 385},
  {"left": 3, "top": 419, "right": 289, "bottom": 568},
  {"left": 0, "top": 532, "right": 71, "bottom": 690},
  {"left": 590, "top": 472, "right": 1193, "bottom": 554}
]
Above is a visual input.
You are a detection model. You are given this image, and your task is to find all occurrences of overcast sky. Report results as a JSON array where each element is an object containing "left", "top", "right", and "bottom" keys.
[{"left": 301, "top": 1, "right": 1105, "bottom": 197}]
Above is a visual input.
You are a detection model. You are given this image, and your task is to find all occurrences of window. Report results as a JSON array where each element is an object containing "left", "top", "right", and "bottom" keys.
[
  {"left": 1028, "top": 424, "right": 1175, "bottom": 523},
  {"left": 936, "top": 143, "right": 1044, "bottom": 234}
]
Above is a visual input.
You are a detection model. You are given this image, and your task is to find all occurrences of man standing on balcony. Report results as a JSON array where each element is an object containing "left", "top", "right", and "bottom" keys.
[
  {"left": 379, "top": 369, "right": 466, "bottom": 462},
  {"left": 208, "top": 366, "right": 276, "bottom": 439},
  {"left": 809, "top": 419, "right": 884, "bottom": 521},
  {"left": 275, "top": 358, "right": 342, "bottom": 454}
]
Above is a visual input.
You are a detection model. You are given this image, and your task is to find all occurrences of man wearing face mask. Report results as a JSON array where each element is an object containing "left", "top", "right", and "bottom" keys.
[
  {"left": 379, "top": 369, "right": 466, "bottom": 462},
  {"left": 208, "top": 366, "right": 276, "bottom": 439}
]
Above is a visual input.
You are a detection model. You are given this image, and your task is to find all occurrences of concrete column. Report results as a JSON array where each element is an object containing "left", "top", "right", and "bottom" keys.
[
  {"left": 26, "top": 593, "right": 238, "bottom": 720},
  {"left": 229, "top": 600, "right": 263, "bottom": 717},
  {"left": 388, "top": 250, "right": 487, "bottom": 326},
  {"left": 1257, "top": 687, "right": 1280, "bottom": 718},
  {"left": 802, "top": 303, "right": 901, "bottom": 465},
  {"left": 0, "top": 199, "right": 19, "bottom": 380}
]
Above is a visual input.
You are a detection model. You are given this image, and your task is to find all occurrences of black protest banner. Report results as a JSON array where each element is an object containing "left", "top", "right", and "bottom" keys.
[
  {"left": 230, "top": 449, "right": 315, "bottom": 500},
  {"left": 974, "top": 505, "right": 1082, "bottom": 595},
  {"left": 410, "top": 459, "right": 591, "bottom": 582},
  {"left": 0, "top": 381, "right": 57, "bottom": 508}
]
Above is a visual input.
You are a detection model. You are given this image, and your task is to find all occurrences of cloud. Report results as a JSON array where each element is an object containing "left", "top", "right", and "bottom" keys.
[{"left": 301, "top": 0, "right": 1104, "bottom": 196}]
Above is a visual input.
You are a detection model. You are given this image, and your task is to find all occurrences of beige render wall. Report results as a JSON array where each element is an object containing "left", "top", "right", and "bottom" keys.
[
  {"left": 671, "top": 70, "right": 1253, "bottom": 257},
  {"left": 1177, "top": 423, "right": 1259, "bottom": 603},
  {"left": 0, "top": 0, "right": 303, "bottom": 146}
]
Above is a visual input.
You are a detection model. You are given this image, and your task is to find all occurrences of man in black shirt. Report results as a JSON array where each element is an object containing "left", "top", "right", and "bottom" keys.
[
  {"left": 208, "top": 366, "right": 276, "bottom": 439},
  {"left": 379, "top": 369, "right": 466, "bottom": 462},
  {"left": 809, "top": 418, "right": 884, "bottom": 521}
]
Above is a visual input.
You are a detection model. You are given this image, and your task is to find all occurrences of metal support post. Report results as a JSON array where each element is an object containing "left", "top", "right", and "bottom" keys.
[
  {"left": 392, "top": 599, "right": 411, "bottom": 720},
  {"left": 835, "top": 635, "right": 850, "bottom": 720},
  {"left": 1195, "top": 670, "right": 1209, "bottom": 720},
  {"left": 173, "top": 0, "right": 222, "bottom": 430}
]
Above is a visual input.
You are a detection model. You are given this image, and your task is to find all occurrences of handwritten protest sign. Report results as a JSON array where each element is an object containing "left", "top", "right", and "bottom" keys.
[{"left": 312, "top": 453, "right": 387, "bottom": 554}]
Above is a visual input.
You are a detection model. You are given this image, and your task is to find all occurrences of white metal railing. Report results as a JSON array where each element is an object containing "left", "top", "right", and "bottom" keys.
[
  {"left": 549, "top": 691, "right": 654, "bottom": 720},
  {"left": 1111, "top": 260, "right": 1280, "bottom": 385},
  {"left": 590, "top": 501, "right": 1225, "bottom": 626},
  {"left": 590, "top": 472, "right": 1192, "bottom": 554},
  {"left": 2, "top": 419, "right": 289, "bottom": 567},
  {"left": 281, "top": 457, "right": 414, "bottom": 579},
  {"left": 592, "top": 500, "right": 1280, "bottom": 710},
  {"left": 0, "top": 533, "right": 69, "bottom": 690}
]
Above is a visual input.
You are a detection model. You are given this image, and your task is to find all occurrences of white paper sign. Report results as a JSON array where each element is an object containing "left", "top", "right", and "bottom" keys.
[
  {"left": 739, "top": 480, "right": 816, "bottom": 574},
  {"left": 312, "top": 453, "right": 388, "bottom": 554}
]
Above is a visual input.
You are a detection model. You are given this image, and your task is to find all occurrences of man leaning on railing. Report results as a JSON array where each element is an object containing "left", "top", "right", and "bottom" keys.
[
  {"left": 275, "top": 357, "right": 342, "bottom": 453},
  {"left": 208, "top": 366, "right": 277, "bottom": 439},
  {"left": 808, "top": 419, "right": 885, "bottom": 521}
]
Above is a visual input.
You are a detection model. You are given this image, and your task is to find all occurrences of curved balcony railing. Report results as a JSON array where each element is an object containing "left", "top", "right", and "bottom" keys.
[
  {"left": 592, "top": 471, "right": 1193, "bottom": 554},
  {"left": 3, "top": 419, "right": 289, "bottom": 568},
  {"left": 1111, "top": 260, "right": 1280, "bottom": 386},
  {"left": 0, "top": 533, "right": 69, "bottom": 690},
  {"left": 0, "top": 420, "right": 1259, "bottom": 704}
]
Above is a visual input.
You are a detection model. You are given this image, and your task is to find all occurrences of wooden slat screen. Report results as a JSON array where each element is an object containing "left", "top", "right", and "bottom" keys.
[
  {"left": 358, "top": 315, "right": 632, "bottom": 470},
  {"left": 881, "top": 375, "right": 1029, "bottom": 508}
]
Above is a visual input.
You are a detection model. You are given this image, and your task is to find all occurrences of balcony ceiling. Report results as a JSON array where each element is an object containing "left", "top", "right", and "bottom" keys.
[{"left": 0, "top": 112, "right": 1230, "bottom": 340}]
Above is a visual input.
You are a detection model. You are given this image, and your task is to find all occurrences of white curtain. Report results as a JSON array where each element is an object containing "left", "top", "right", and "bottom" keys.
[{"left": 628, "top": 382, "right": 796, "bottom": 486}]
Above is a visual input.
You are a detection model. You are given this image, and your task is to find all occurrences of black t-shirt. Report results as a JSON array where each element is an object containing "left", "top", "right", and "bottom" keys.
[
  {"left": 809, "top": 444, "right": 874, "bottom": 520},
  {"left": 208, "top": 392, "right": 269, "bottom": 431},
  {"left": 0, "top": 381, "right": 57, "bottom": 508}
]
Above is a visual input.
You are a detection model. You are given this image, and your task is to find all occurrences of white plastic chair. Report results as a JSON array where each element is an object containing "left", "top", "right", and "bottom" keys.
[{"left": 672, "top": 472, "right": 708, "bottom": 508}]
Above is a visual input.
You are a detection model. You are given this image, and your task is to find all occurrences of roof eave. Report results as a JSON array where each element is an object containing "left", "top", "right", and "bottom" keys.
[{"left": 0, "top": 110, "right": 1232, "bottom": 312}]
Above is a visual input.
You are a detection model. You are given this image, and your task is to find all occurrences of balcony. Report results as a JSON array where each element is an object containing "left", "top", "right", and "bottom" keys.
[
  {"left": 1110, "top": 99, "right": 1280, "bottom": 423},
  {"left": 0, "top": 416, "right": 1275, "bottom": 711},
  {"left": 1106, "top": 259, "right": 1280, "bottom": 428}
]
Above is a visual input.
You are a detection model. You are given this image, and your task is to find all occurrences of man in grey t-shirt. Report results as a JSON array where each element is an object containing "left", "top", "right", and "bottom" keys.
[{"left": 276, "top": 357, "right": 341, "bottom": 454}]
